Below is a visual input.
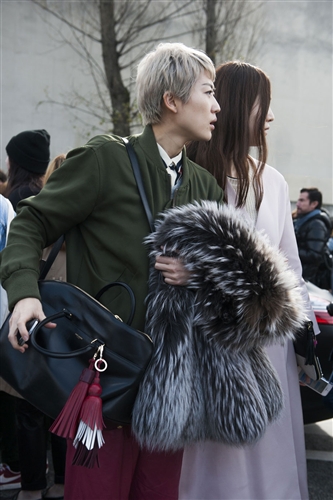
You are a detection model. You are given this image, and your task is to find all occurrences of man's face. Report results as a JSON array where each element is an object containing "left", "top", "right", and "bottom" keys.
[
  {"left": 296, "top": 191, "right": 318, "bottom": 216},
  {"left": 174, "top": 71, "right": 220, "bottom": 143}
]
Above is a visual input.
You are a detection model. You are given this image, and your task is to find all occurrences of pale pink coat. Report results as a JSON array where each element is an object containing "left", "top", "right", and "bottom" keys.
[{"left": 179, "top": 164, "right": 318, "bottom": 500}]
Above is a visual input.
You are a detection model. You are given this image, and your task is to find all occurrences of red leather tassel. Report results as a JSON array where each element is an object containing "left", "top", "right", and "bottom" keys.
[
  {"left": 50, "top": 361, "right": 95, "bottom": 440},
  {"left": 72, "top": 371, "right": 105, "bottom": 468}
]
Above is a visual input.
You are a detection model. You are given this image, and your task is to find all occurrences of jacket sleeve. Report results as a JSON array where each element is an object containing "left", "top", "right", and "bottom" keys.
[
  {"left": 297, "top": 219, "right": 329, "bottom": 266},
  {"left": 0, "top": 145, "right": 101, "bottom": 310}
]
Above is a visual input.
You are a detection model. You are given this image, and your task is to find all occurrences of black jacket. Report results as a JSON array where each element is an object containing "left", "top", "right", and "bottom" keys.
[
  {"left": 8, "top": 184, "right": 40, "bottom": 211},
  {"left": 294, "top": 209, "right": 331, "bottom": 285}
]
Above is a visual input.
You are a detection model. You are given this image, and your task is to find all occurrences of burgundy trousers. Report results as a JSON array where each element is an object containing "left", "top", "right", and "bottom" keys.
[{"left": 64, "top": 427, "right": 183, "bottom": 500}]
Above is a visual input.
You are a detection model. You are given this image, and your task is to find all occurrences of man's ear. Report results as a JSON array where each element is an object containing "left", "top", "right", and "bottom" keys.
[
  {"left": 311, "top": 200, "right": 319, "bottom": 209},
  {"left": 162, "top": 92, "right": 178, "bottom": 114}
]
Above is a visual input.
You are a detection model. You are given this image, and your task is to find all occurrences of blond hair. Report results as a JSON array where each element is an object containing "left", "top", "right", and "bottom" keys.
[
  {"left": 136, "top": 43, "right": 215, "bottom": 125},
  {"left": 43, "top": 154, "right": 66, "bottom": 185}
]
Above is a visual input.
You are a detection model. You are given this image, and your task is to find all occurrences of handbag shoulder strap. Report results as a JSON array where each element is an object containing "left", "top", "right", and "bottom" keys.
[
  {"left": 123, "top": 138, "right": 155, "bottom": 232},
  {"left": 39, "top": 235, "right": 65, "bottom": 280}
]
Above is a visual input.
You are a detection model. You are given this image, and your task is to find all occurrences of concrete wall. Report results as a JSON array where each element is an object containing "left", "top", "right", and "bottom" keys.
[
  {"left": 259, "top": 0, "right": 332, "bottom": 207},
  {"left": 0, "top": 1, "right": 103, "bottom": 165},
  {"left": 1, "top": 1, "right": 332, "bottom": 207}
]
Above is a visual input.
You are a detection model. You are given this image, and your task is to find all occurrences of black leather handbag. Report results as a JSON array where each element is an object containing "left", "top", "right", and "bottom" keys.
[
  {"left": 0, "top": 279, "right": 153, "bottom": 427},
  {"left": 0, "top": 139, "right": 155, "bottom": 429}
]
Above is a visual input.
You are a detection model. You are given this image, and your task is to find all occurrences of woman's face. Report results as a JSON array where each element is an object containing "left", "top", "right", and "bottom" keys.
[{"left": 248, "top": 97, "right": 275, "bottom": 147}]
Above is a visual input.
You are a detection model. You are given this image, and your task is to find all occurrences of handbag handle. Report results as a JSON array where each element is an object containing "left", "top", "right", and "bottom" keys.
[
  {"left": 30, "top": 281, "right": 135, "bottom": 358},
  {"left": 123, "top": 138, "right": 155, "bottom": 232},
  {"left": 30, "top": 281, "right": 136, "bottom": 358},
  {"left": 30, "top": 310, "right": 100, "bottom": 359},
  {"left": 94, "top": 281, "right": 135, "bottom": 325}
]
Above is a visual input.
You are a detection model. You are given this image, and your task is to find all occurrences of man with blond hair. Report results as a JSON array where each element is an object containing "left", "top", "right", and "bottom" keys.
[{"left": 1, "top": 43, "right": 222, "bottom": 499}]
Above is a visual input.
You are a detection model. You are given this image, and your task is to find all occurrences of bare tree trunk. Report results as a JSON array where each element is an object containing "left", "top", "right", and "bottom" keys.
[
  {"left": 99, "top": 0, "right": 130, "bottom": 136},
  {"left": 30, "top": 0, "right": 262, "bottom": 134},
  {"left": 205, "top": 0, "right": 217, "bottom": 65}
]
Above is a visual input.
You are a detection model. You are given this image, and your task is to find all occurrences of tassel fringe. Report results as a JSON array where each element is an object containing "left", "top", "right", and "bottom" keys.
[
  {"left": 71, "top": 372, "right": 105, "bottom": 468},
  {"left": 50, "top": 359, "right": 106, "bottom": 468},
  {"left": 50, "top": 362, "right": 95, "bottom": 440}
]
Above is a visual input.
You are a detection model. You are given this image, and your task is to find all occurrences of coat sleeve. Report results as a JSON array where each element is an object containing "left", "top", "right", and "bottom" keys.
[{"left": 0, "top": 145, "right": 101, "bottom": 309}]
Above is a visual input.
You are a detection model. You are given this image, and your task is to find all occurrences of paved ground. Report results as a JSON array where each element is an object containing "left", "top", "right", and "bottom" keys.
[
  {"left": 305, "top": 418, "right": 333, "bottom": 500},
  {"left": 1, "top": 419, "right": 332, "bottom": 500}
]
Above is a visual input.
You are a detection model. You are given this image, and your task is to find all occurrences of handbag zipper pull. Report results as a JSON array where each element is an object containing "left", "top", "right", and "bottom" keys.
[{"left": 93, "top": 345, "right": 108, "bottom": 372}]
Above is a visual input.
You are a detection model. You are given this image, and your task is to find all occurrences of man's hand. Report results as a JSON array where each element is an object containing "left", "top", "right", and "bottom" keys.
[
  {"left": 8, "top": 298, "right": 56, "bottom": 353},
  {"left": 155, "top": 255, "right": 191, "bottom": 286}
]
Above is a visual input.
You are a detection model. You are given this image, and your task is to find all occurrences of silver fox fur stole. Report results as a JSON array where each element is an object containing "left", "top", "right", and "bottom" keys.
[{"left": 132, "top": 201, "right": 307, "bottom": 451}]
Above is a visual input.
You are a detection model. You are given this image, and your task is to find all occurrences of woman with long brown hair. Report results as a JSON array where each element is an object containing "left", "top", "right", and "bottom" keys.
[{"left": 179, "top": 62, "right": 318, "bottom": 500}]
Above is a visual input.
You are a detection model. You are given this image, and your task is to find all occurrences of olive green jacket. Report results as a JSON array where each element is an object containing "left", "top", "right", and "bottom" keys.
[{"left": 0, "top": 126, "right": 223, "bottom": 330}]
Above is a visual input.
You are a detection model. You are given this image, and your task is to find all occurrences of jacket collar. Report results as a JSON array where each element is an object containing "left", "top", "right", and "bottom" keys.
[
  {"left": 294, "top": 208, "right": 321, "bottom": 232},
  {"left": 136, "top": 125, "right": 189, "bottom": 187}
]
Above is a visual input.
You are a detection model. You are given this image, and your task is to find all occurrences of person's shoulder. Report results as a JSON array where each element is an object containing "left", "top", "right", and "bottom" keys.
[
  {"left": 0, "top": 195, "right": 15, "bottom": 250},
  {"left": 0, "top": 195, "right": 9, "bottom": 223},
  {"left": 8, "top": 185, "right": 39, "bottom": 210},
  {"left": 187, "top": 158, "right": 215, "bottom": 179},
  {"left": 263, "top": 163, "right": 283, "bottom": 178},
  {"left": 0, "top": 194, "right": 11, "bottom": 211},
  {"left": 13, "top": 185, "right": 38, "bottom": 197},
  {"left": 85, "top": 133, "right": 125, "bottom": 152},
  {"left": 319, "top": 209, "right": 332, "bottom": 229},
  {"left": 320, "top": 208, "right": 331, "bottom": 220},
  {"left": 250, "top": 158, "right": 287, "bottom": 190},
  {"left": 65, "top": 134, "right": 129, "bottom": 167},
  {"left": 0, "top": 195, "right": 15, "bottom": 219},
  {"left": 256, "top": 160, "right": 286, "bottom": 183}
]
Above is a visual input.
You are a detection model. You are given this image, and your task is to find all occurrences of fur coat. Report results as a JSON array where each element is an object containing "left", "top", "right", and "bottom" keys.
[{"left": 132, "top": 201, "right": 308, "bottom": 452}]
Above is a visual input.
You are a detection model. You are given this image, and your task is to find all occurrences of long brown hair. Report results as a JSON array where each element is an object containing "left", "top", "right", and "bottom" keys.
[
  {"left": 4, "top": 159, "right": 44, "bottom": 198},
  {"left": 187, "top": 61, "right": 271, "bottom": 209}
]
